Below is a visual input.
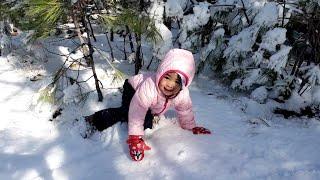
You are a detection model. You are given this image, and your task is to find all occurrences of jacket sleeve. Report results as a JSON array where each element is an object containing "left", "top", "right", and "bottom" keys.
[
  {"left": 174, "top": 89, "right": 196, "bottom": 130},
  {"left": 128, "top": 79, "right": 155, "bottom": 135}
]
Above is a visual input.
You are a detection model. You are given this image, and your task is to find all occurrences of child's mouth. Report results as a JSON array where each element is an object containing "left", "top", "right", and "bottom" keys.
[{"left": 164, "top": 87, "right": 173, "bottom": 92}]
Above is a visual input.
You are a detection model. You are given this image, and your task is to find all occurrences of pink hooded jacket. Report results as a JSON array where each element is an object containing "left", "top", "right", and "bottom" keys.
[{"left": 127, "top": 49, "right": 196, "bottom": 135}]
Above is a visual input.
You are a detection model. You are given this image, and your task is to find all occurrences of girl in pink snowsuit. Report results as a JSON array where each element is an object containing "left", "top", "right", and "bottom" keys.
[{"left": 85, "top": 49, "right": 211, "bottom": 161}]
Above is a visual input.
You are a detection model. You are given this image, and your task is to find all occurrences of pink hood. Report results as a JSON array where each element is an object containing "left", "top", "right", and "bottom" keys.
[{"left": 156, "top": 49, "right": 195, "bottom": 88}]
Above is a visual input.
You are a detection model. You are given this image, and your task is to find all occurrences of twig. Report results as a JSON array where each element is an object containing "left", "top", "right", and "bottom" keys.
[{"left": 240, "top": 0, "right": 251, "bottom": 25}]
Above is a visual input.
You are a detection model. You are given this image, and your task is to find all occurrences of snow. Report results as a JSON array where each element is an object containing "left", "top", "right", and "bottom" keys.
[
  {"left": 312, "top": 86, "right": 320, "bottom": 105},
  {"left": 2, "top": 54, "right": 320, "bottom": 180},
  {"left": 260, "top": 28, "right": 287, "bottom": 52},
  {"left": 153, "top": 23, "right": 173, "bottom": 59},
  {"left": 282, "top": 91, "right": 311, "bottom": 111},
  {"left": 62, "top": 83, "right": 90, "bottom": 104},
  {"left": 252, "top": 50, "right": 264, "bottom": 65},
  {"left": 165, "top": 0, "right": 184, "bottom": 19},
  {"left": 201, "top": 28, "right": 225, "bottom": 61},
  {"left": 253, "top": 2, "right": 279, "bottom": 27},
  {"left": 268, "top": 45, "right": 292, "bottom": 73},
  {"left": 1, "top": 23, "right": 320, "bottom": 180},
  {"left": 179, "top": 2, "right": 211, "bottom": 47},
  {"left": 251, "top": 86, "right": 268, "bottom": 103},
  {"left": 224, "top": 25, "right": 259, "bottom": 60},
  {"left": 302, "top": 64, "right": 320, "bottom": 87},
  {"left": 242, "top": 69, "right": 262, "bottom": 89},
  {"left": 149, "top": 0, "right": 165, "bottom": 23}
]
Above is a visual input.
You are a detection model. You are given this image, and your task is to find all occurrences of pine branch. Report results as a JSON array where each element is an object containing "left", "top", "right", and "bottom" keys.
[{"left": 240, "top": 0, "right": 251, "bottom": 26}]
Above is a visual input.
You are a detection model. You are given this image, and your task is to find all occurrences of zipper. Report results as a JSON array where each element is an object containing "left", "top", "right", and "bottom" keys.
[{"left": 156, "top": 98, "right": 168, "bottom": 115}]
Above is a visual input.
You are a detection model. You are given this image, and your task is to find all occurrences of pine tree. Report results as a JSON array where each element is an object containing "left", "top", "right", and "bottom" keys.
[{"left": 99, "top": 5, "right": 162, "bottom": 74}]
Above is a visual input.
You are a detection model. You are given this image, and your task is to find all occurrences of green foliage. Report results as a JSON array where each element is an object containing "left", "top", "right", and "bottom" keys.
[
  {"left": 20, "top": 0, "right": 69, "bottom": 40},
  {"left": 99, "top": 9, "right": 162, "bottom": 43},
  {"left": 0, "top": 3, "right": 11, "bottom": 21},
  {"left": 0, "top": 2, "right": 25, "bottom": 25},
  {"left": 38, "top": 85, "right": 56, "bottom": 104}
]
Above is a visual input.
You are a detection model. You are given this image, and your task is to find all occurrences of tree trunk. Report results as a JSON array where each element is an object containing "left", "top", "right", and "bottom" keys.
[
  {"left": 135, "top": 33, "right": 142, "bottom": 75},
  {"left": 87, "top": 16, "right": 97, "bottom": 42},
  {"left": 71, "top": 12, "right": 91, "bottom": 66},
  {"left": 123, "top": 34, "right": 127, "bottom": 60},
  {"left": 240, "top": 0, "right": 251, "bottom": 25},
  {"left": 126, "top": 25, "right": 135, "bottom": 52},
  {"left": 282, "top": 0, "right": 286, "bottom": 27},
  {"left": 83, "top": 13, "right": 103, "bottom": 101},
  {"left": 105, "top": 32, "right": 115, "bottom": 62},
  {"left": 110, "top": 28, "right": 114, "bottom": 41},
  {"left": 163, "top": 7, "right": 171, "bottom": 30}
]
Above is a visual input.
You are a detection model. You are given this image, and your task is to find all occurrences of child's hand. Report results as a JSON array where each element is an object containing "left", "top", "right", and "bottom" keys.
[
  {"left": 126, "top": 135, "right": 151, "bottom": 161},
  {"left": 192, "top": 127, "right": 211, "bottom": 135}
]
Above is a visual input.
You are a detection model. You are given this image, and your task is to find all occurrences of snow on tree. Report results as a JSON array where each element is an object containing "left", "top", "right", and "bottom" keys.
[
  {"left": 153, "top": 22, "right": 173, "bottom": 60},
  {"left": 200, "top": 28, "right": 225, "bottom": 62},
  {"left": 149, "top": 1, "right": 173, "bottom": 60},
  {"left": 165, "top": 0, "right": 184, "bottom": 19},
  {"left": 250, "top": 86, "right": 268, "bottom": 103},
  {"left": 179, "top": 2, "right": 211, "bottom": 49},
  {"left": 301, "top": 64, "right": 320, "bottom": 87},
  {"left": 267, "top": 45, "right": 292, "bottom": 74},
  {"left": 312, "top": 85, "right": 320, "bottom": 105},
  {"left": 223, "top": 25, "right": 259, "bottom": 62},
  {"left": 253, "top": 2, "right": 278, "bottom": 27},
  {"left": 270, "top": 75, "right": 296, "bottom": 100},
  {"left": 63, "top": 83, "right": 91, "bottom": 104},
  {"left": 242, "top": 69, "right": 262, "bottom": 90},
  {"left": 149, "top": 0, "right": 165, "bottom": 23},
  {"left": 259, "top": 28, "right": 287, "bottom": 52},
  {"left": 284, "top": 91, "right": 312, "bottom": 111},
  {"left": 251, "top": 50, "right": 264, "bottom": 66}
]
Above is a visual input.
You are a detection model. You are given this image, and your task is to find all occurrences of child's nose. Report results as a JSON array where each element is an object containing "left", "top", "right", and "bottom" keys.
[{"left": 167, "top": 82, "right": 175, "bottom": 88}]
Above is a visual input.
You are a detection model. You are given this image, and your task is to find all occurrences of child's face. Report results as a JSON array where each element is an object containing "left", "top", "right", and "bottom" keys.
[{"left": 159, "top": 72, "right": 181, "bottom": 97}]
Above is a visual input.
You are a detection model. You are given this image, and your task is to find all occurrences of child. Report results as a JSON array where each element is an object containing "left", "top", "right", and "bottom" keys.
[{"left": 84, "top": 48, "right": 211, "bottom": 161}]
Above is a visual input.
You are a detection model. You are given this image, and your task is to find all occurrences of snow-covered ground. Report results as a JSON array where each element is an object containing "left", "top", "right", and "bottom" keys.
[{"left": 1, "top": 37, "right": 320, "bottom": 180}]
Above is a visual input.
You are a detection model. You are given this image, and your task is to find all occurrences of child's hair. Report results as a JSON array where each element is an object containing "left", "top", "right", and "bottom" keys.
[{"left": 177, "top": 74, "right": 183, "bottom": 90}]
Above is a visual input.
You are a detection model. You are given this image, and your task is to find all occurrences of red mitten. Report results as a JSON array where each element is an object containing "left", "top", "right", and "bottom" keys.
[
  {"left": 126, "top": 135, "right": 151, "bottom": 161},
  {"left": 192, "top": 127, "right": 211, "bottom": 135}
]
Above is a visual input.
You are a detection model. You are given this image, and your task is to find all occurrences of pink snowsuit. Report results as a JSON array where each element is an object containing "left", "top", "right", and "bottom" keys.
[{"left": 128, "top": 49, "right": 196, "bottom": 135}]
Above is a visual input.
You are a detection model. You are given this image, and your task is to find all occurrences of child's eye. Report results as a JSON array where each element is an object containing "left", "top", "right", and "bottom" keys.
[{"left": 164, "top": 76, "right": 170, "bottom": 80}]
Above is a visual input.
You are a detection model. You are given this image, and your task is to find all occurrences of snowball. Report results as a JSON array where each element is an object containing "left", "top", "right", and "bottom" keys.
[{"left": 251, "top": 86, "right": 268, "bottom": 104}]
